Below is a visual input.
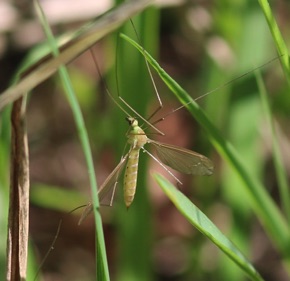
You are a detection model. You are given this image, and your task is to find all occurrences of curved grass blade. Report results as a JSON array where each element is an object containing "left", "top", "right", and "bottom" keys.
[
  {"left": 121, "top": 33, "right": 290, "bottom": 257},
  {"left": 154, "top": 174, "right": 264, "bottom": 281},
  {"left": 148, "top": 139, "right": 214, "bottom": 176},
  {"left": 257, "top": 0, "right": 290, "bottom": 86},
  {"left": 256, "top": 70, "right": 290, "bottom": 221}
]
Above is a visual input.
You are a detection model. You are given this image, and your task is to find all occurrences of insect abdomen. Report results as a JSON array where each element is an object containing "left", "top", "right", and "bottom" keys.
[{"left": 124, "top": 148, "right": 140, "bottom": 208}]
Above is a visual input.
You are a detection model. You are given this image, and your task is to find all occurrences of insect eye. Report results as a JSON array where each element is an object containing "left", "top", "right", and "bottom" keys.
[
  {"left": 125, "top": 117, "right": 133, "bottom": 125},
  {"left": 126, "top": 117, "right": 138, "bottom": 126}
]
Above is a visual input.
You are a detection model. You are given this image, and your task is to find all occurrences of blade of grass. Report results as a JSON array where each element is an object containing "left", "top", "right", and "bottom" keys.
[
  {"left": 256, "top": 70, "right": 290, "bottom": 221},
  {"left": 0, "top": 0, "right": 152, "bottom": 111},
  {"left": 154, "top": 174, "right": 264, "bottom": 281},
  {"left": 121, "top": 34, "right": 290, "bottom": 257},
  {"left": 257, "top": 0, "right": 290, "bottom": 85},
  {"left": 34, "top": 1, "right": 109, "bottom": 279}
]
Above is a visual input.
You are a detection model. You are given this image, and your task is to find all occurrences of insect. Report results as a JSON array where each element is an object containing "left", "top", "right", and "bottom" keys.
[
  {"left": 108, "top": 116, "right": 213, "bottom": 207},
  {"left": 79, "top": 115, "right": 213, "bottom": 223},
  {"left": 79, "top": 35, "right": 214, "bottom": 224}
]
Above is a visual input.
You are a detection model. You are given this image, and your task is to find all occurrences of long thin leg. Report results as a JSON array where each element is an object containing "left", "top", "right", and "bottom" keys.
[
  {"left": 149, "top": 55, "right": 282, "bottom": 125},
  {"left": 129, "top": 19, "right": 164, "bottom": 123},
  {"left": 114, "top": 33, "right": 165, "bottom": 135},
  {"left": 142, "top": 147, "right": 182, "bottom": 185}
]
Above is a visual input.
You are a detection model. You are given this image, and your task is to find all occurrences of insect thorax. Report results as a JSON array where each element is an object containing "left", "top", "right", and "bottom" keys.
[{"left": 127, "top": 125, "right": 147, "bottom": 149}]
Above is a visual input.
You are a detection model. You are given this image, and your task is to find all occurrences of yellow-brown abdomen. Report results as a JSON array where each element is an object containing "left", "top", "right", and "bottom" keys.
[{"left": 124, "top": 148, "right": 140, "bottom": 208}]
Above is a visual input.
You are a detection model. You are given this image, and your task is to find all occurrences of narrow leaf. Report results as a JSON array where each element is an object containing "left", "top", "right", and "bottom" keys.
[{"left": 154, "top": 174, "right": 264, "bottom": 281}]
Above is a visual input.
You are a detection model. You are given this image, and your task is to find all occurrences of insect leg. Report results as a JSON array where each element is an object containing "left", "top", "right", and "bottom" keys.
[{"left": 141, "top": 147, "right": 182, "bottom": 185}]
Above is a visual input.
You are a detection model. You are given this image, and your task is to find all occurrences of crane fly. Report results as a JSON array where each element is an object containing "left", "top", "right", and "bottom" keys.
[
  {"left": 79, "top": 113, "right": 214, "bottom": 224},
  {"left": 79, "top": 34, "right": 214, "bottom": 224},
  {"left": 113, "top": 116, "right": 213, "bottom": 208}
]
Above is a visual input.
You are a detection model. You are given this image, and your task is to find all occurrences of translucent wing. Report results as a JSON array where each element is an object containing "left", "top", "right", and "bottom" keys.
[
  {"left": 148, "top": 139, "right": 214, "bottom": 176},
  {"left": 98, "top": 153, "right": 128, "bottom": 204},
  {"left": 78, "top": 153, "right": 128, "bottom": 224}
]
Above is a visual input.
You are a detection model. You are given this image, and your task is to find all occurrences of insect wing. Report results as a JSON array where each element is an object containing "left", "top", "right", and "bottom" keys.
[
  {"left": 149, "top": 140, "right": 214, "bottom": 176},
  {"left": 99, "top": 153, "right": 128, "bottom": 204},
  {"left": 78, "top": 153, "right": 128, "bottom": 224}
]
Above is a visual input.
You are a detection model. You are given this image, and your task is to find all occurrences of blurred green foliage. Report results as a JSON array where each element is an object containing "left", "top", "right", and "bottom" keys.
[{"left": 1, "top": 1, "right": 289, "bottom": 281}]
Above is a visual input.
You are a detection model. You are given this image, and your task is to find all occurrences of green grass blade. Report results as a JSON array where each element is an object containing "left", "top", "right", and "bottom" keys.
[
  {"left": 34, "top": 1, "right": 109, "bottom": 279},
  {"left": 256, "top": 70, "right": 290, "bottom": 221},
  {"left": 257, "top": 0, "right": 290, "bottom": 85},
  {"left": 111, "top": 10, "right": 159, "bottom": 281},
  {"left": 121, "top": 34, "right": 290, "bottom": 257},
  {"left": 154, "top": 174, "right": 264, "bottom": 281}
]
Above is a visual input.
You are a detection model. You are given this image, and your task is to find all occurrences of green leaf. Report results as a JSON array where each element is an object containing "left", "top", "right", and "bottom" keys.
[
  {"left": 154, "top": 174, "right": 264, "bottom": 281},
  {"left": 257, "top": 0, "right": 290, "bottom": 86}
]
